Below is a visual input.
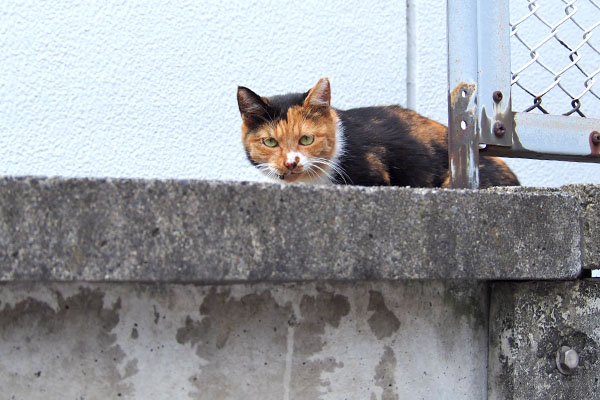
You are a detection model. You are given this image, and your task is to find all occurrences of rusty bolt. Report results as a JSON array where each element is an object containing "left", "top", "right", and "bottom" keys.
[
  {"left": 493, "top": 91, "right": 503, "bottom": 103},
  {"left": 591, "top": 131, "right": 600, "bottom": 146},
  {"left": 556, "top": 346, "right": 579, "bottom": 375},
  {"left": 493, "top": 122, "right": 506, "bottom": 138}
]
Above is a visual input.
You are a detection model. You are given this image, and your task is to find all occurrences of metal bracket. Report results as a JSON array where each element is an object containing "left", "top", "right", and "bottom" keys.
[
  {"left": 483, "top": 113, "right": 600, "bottom": 162},
  {"left": 477, "top": 0, "right": 513, "bottom": 148}
]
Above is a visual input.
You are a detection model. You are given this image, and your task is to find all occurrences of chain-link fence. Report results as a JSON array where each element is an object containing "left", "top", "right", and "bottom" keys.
[
  {"left": 448, "top": 0, "right": 600, "bottom": 188},
  {"left": 510, "top": 0, "right": 600, "bottom": 117}
]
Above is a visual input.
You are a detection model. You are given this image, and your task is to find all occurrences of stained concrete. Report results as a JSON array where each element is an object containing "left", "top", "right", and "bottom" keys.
[
  {"left": 489, "top": 280, "right": 600, "bottom": 400},
  {"left": 564, "top": 185, "right": 600, "bottom": 269},
  {"left": 0, "top": 177, "right": 593, "bottom": 281},
  {"left": 0, "top": 281, "right": 489, "bottom": 400}
]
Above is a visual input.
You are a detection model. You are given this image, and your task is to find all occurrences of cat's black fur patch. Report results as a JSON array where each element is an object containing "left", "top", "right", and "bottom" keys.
[
  {"left": 336, "top": 107, "right": 448, "bottom": 186},
  {"left": 238, "top": 87, "right": 309, "bottom": 127},
  {"left": 267, "top": 92, "right": 309, "bottom": 121}
]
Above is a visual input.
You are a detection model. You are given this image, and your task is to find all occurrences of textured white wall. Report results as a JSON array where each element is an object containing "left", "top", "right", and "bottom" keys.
[
  {"left": 0, "top": 0, "right": 406, "bottom": 181},
  {"left": 1, "top": 0, "right": 598, "bottom": 186}
]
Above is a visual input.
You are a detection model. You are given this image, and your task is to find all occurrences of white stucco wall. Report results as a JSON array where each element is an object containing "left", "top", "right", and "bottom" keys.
[{"left": 1, "top": 0, "right": 599, "bottom": 186}]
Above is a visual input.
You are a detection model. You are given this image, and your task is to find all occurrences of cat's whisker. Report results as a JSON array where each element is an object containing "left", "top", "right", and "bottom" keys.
[
  {"left": 318, "top": 158, "right": 352, "bottom": 183},
  {"left": 311, "top": 157, "right": 352, "bottom": 184},
  {"left": 310, "top": 167, "right": 333, "bottom": 184},
  {"left": 304, "top": 166, "right": 322, "bottom": 182},
  {"left": 308, "top": 163, "right": 337, "bottom": 184},
  {"left": 256, "top": 164, "right": 272, "bottom": 173},
  {"left": 255, "top": 163, "right": 285, "bottom": 181},
  {"left": 305, "top": 168, "right": 318, "bottom": 181},
  {"left": 330, "top": 166, "right": 351, "bottom": 184},
  {"left": 307, "top": 162, "right": 336, "bottom": 183}
]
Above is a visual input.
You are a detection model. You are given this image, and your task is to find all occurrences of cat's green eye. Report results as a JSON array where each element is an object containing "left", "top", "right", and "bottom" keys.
[
  {"left": 299, "top": 135, "right": 314, "bottom": 146},
  {"left": 262, "top": 138, "right": 278, "bottom": 148}
]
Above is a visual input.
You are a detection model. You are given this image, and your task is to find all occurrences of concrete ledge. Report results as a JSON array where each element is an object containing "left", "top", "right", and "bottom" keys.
[{"left": 0, "top": 177, "right": 595, "bottom": 282}]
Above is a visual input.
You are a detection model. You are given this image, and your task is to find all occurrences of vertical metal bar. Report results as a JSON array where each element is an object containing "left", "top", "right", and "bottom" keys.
[
  {"left": 447, "top": 0, "right": 480, "bottom": 188},
  {"left": 477, "top": 0, "right": 513, "bottom": 147},
  {"left": 406, "top": 0, "right": 417, "bottom": 111}
]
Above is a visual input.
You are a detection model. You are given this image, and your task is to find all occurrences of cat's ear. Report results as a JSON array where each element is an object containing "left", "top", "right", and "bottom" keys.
[
  {"left": 237, "top": 86, "right": 270, "bottom": 123},
  {"left": 304, "top": 77, "right": 331, "bottom": 109}
]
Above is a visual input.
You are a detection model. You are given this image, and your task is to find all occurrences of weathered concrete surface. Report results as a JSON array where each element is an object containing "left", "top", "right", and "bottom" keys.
[
  {"left": 0, "top": 178, "right": 589, "bottom": 281},
  {"left": 564, "top": 185, "right": 600, "bottom": 269},
  {"left": 0, "top": 280, "right": 489, "bottom": 400},
  {"left": 489, "top": 281, "right": 600, "bottom": 400}
]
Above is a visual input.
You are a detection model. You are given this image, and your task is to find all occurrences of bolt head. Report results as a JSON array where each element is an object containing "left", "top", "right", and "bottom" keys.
[
  {"left": 591, "top": 131, "right": 600, "bottom": 145},
  {"left": 493, "top": 122, "right": 506, "bottom": 138},
  {"left": 556, "top": 346, "right": 579, "bottom": 375},
  {"left": 564, "top": 349, "right": 579, "bottom": 369},
  {"left": 493, "top": 91, "right": 503, "bottom": 103}
]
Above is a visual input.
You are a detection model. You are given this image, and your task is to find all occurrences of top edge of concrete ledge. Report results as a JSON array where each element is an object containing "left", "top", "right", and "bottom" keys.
[{"left": 0, "top": 177, "right": 597, "bottom": 282}]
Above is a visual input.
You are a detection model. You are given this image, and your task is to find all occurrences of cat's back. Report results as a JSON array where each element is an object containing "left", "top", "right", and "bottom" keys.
[
  {"left": 335, "top": 105, "right": 450, "bottom": 187},
  {"left": 337, "top": 105, "right": 447, "bottom": 151},
  {"left": 335, "top": 105, "right": 519, "bottom": 188}
]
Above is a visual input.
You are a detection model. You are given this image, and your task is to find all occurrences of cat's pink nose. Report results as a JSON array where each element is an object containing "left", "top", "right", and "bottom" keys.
[{"left": 285, "top": 161, "right": 298, "bottom": 171}]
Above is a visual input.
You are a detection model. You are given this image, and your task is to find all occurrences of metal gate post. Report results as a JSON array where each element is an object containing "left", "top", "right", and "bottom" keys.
[
  {"left": 447, "top": 0, "right": 513, "bottom": 188},
  {"left": 447, "top": 0, "right": 480, "bottom": 189}
]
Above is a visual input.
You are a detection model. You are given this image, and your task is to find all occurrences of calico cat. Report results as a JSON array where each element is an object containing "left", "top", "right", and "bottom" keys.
[{"left": 237, "top": 77, "right": 519, "bottom": 188}]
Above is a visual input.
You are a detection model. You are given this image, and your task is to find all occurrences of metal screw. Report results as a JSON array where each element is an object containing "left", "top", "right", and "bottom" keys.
[
  {"left": 556, "top": 346, "right": 579, "bottom": 375},
  {"left": 493, "top": 91, "right": 503, "bottom": 103},
  {"left": 591, "top": 131, "right": 600, "bottom": 146},
  {"left": 493, "top": 122, "right": 506, "bottom": 138}
]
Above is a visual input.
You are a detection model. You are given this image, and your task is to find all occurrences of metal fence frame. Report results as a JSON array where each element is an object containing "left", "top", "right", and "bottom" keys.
[{"left": 447, "top": 0, "right": 600, "bottom": 189}]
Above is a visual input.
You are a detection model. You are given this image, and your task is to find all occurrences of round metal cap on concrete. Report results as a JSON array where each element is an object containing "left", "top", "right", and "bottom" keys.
[{"left": 556, "top": 346, "right": 579, "bottom": 375}]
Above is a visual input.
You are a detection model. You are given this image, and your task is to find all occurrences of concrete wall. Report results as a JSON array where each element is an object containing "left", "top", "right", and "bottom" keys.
[
  {"left": 1, "top": 1, "right": 599, "bottom": 187},
  {"left": 0, "top": 281, "right": 489, "bottom": 400},
  {"left": 4, "top": 281, "right": 598, "bottom": 399},
  {"left": 489, "top": 281, "right": 600, "bottom": 400},
  {"left": 1, "top": 178, "right": 599, "bottom": 398}
]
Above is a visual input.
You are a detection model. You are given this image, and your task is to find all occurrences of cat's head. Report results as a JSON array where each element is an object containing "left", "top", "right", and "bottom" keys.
[{"left": 237, "top": 77, "right": 340, "bottom": 183}]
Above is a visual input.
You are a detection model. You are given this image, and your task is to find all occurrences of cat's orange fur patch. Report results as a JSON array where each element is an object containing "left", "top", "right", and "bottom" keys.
[
  {"left": 386, "top": 106, "right": 447, "bottom": 153},
  {"left": 365, "top": 150, "right": 391, "bottom": 185},
  {"left": 480, "top": 157, "right": 519, "bottom": 187},
  {"left": 441, "top": 174, "right": 452, "bottom": 188}
]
